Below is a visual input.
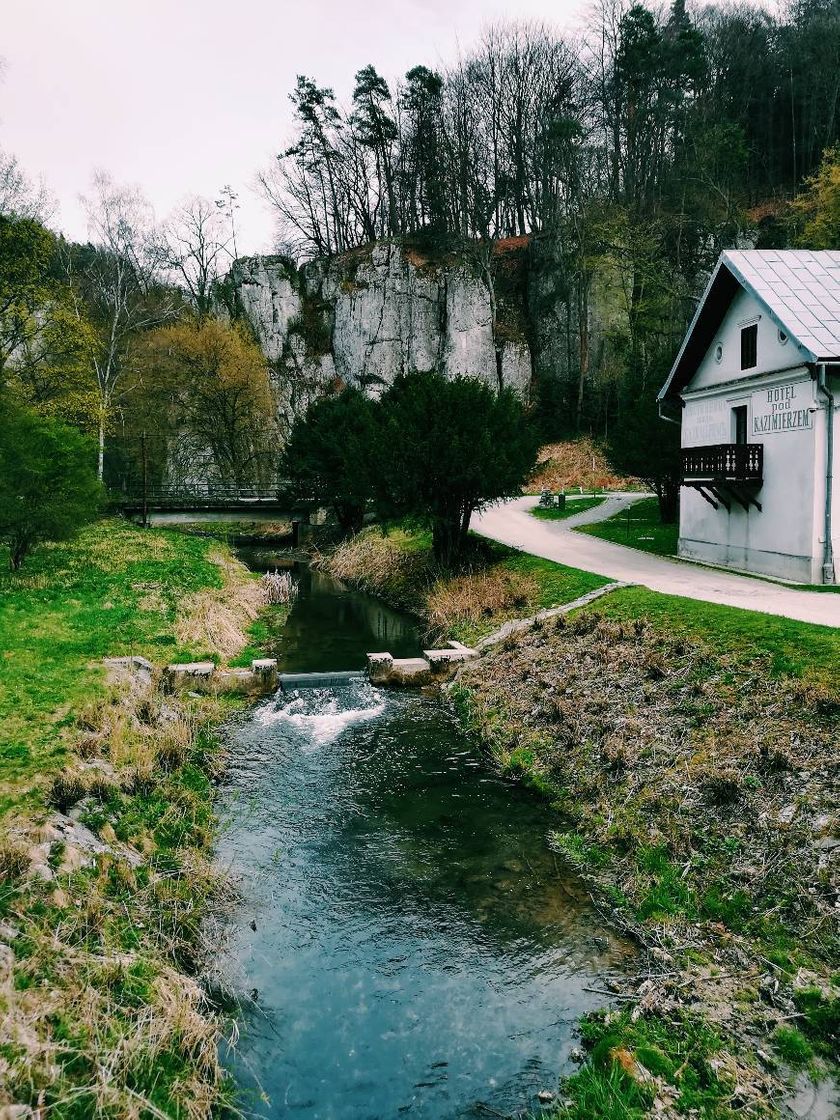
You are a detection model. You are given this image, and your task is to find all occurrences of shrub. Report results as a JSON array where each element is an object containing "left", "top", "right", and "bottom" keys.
[{"left": 0, "top": 396, "right": 102, "bottom": 568}]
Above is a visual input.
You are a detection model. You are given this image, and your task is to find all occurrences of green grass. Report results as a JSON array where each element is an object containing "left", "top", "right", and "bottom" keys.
[
  {"left": 549, "top": 1008, "right": 739, "bottom": 1119},
  {"left": 773, "top": 1026, "right": 815, "bottom": 1067},
  {"left": 593, "top": 585, "right": 840, "bottom": 682},
  {"left": 0, "top": 519, "right": 238, "bottom": 810},
  {"left": 0, "top": 520, "right": 255, "bottom": 1113},
  {"left": 497, "top": 546, "right": 608, "bottom": 608},
  {"left": 531, "top": 496, "right": 605, "bottom": 521},
  {"left": 577, "top": 496, "right": 678, "bottom": 556}
]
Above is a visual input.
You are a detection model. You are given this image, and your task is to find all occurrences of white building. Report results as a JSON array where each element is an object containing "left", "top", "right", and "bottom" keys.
[{"left": 658, "top": 250, "right": 839, "bottom": 585}]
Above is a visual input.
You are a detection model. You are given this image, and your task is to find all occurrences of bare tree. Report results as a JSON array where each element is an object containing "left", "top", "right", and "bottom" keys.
[
  {"left": 0, "top": 148, "right": 56, "bottom": 222},
  {"left": 75, "top": 171, "right": 177, "bottom": 480},
  {"left": 161, "top": 195, "right": 232, "bottom": 315}
]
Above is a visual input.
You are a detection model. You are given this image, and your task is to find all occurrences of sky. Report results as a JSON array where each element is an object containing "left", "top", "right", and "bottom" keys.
[{"left": 2, "top": 0, "right": 594, "bottom": 255}]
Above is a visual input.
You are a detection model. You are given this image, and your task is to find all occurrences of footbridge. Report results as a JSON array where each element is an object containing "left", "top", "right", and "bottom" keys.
[{"left": 117, "top": 487, "right": 296, "bottom": 516}]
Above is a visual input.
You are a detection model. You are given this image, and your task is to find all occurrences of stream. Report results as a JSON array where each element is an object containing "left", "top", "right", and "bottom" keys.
[{"left": 215, "top": 556, "right": 632, "bottom": 1119}]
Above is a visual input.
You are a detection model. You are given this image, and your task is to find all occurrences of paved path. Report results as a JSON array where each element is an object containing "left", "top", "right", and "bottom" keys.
[{"left": 473, "top": 495, "right": 840, "bottom": 628}]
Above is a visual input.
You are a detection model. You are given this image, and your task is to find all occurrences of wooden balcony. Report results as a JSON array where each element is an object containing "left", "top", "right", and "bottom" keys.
[{"left": 681, "top": 443, "right": 763, "bottom": 512}]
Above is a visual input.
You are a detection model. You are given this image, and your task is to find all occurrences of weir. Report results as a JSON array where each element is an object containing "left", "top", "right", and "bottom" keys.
[{"left": 278, "top": 669, "right": 365, "bottom": 690}]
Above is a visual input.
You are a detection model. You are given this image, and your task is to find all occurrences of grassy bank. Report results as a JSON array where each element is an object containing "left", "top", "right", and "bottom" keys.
[
  {"left": 455, "top": 611, "right": 839, "bottom": 1117},
  {"left": 323, "top": 525, "right": 839, "bottom": 1117},
  {"left": 578, "top": 495, "right": 679, "bottom": 556},
  {"left": 0, "top": 519, "right": 270, "bottom": 1117},
  {"left": 323, "top": 526, "right": 608, "bottom": 645},
  {"left": 531, "top": 496, "right": 605, "bottom": 521}
]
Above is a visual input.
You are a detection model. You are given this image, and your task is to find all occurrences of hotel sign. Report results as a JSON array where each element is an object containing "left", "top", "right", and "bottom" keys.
[{"left": 752, "top": 384, "right": 811, "bottom": 435}]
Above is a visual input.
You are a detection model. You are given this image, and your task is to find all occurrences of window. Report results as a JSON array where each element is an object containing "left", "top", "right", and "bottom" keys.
[
  {"left": 733, "top": 405, "right": 748, "bottom": 445},
  {"left": 741, "top": 323, "right": 757, "bottom": 370},
  {"left": 714, "top": 343, "right": 723, "bottom": 363}
]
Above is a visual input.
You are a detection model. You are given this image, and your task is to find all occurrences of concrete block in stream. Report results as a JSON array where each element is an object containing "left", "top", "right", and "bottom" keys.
[
  {"left": 252, "top": 658, "right": 279, "bottom": 692},
  {"left": 367, "top": 653, "right": 433, "bottom": 687},
  {"left": 424, "top": 646, "right": 478, "bottom": 677},
  {"left": 164, "top": 661, "right": 216, "bottom": 693},
  {"left": 165, "top": 658, "right": 278, "bottom": 696},
  {"left": 367, "top": 653, "right": 394, "bottom": 684},
  {"left": 389, "top": 658, "right": 433, "bottom": 686}
]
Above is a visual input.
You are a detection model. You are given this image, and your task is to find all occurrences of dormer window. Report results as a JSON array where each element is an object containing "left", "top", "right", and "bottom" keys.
[{"left": 741, "top": 323, "right": 758, "bottom": 370}]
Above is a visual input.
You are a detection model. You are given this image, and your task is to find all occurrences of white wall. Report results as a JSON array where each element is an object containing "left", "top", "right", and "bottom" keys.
[
  {"left": 690, "top": 289, "right": 806, "bottom": 392},
  {"left": 678, "top": 294, "right": 828, "bottom": 583}
]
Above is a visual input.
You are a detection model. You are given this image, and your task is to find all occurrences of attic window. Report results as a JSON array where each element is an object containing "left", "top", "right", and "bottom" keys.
[
  {"left": 741, "top": 324, "right": 758, "bottom": 370},
  {"left": 778, "top": 328, "right": 788, "bottom": 345},
  {"left": 714, "top": 343, "right": 723, "bottom": 363}
]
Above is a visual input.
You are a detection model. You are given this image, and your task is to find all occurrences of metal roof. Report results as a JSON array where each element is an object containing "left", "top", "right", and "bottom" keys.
[{"left": 658, "top": 249, "right": 840, "bottom": 402}]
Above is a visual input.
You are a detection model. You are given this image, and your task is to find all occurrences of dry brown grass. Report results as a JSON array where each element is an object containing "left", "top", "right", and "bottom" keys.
[
  {"left": 455, "top": 612, "right": 840, "bottom": 1106},
  {"left": 320, "top": 529, "right": 433, "bottom": 612},
  {"left": 457, "top": 612, "right": 839, "bottom": 973},
  {"left": 0, "top": 540, "right": 263, "bottom": 1117},
  {"left": 529, "top": 437, "right": 637, "bottom": 492},
  {"left": 174, "top": 548, "right": 264, "bottom": 660},
  {"left": 1, "top": 670, "right": 232, "bottom": 1117},
  {"left": 426, "top": 567, "right": 539, "bottom": 639}
]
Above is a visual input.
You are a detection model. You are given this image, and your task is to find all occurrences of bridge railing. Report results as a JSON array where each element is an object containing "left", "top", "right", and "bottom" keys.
[{"left": 117, "top": 486, "right": 298, "bottom": 510}]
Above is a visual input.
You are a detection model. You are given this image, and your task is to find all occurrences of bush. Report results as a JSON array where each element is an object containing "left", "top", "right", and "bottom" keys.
[
  {"left": 0, "top": 396, "right": 102, "bottom": 568},
  {"left": 375, "top": 371, "right": 540, "bottom": 563},
  {"left": 281, "top": 387, "right": 377, "bottom": 534}
]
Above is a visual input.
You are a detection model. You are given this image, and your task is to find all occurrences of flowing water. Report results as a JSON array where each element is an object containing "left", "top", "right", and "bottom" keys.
[{"left": 216, "top": 559, "right": 632, "bottom": 1119}]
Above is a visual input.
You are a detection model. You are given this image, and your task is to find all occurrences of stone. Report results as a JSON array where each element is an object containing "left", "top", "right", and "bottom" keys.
[
  {"left": 103, "top": 655, "right": 155, "bottom": 691},
  {"left": 217, "top": 244, "right": 535, "bottom": 441},
  {"left": 367, "top": 652, "right": 394, "bottom": 685},
  {"left": 388, "top": 658, "right": 432, "bottom": 686},
  {"left": 0, "top": 942, "right": 14, "bottom": 984},
  {"left": 164, "top": 661, "right": 216, "bottom": 693},
  {"left": 537, "top": 1090, "right": 555, "bottom": 1103}
]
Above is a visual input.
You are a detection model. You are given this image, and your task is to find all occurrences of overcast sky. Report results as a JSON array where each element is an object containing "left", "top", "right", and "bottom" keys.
[{"left": 2, "top": 0, "right": 597, "bottom": 254}]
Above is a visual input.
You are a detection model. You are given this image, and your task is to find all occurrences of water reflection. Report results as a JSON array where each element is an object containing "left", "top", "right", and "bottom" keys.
[{"left": 236, "top": 551, "right": 421, "bottom": 673}]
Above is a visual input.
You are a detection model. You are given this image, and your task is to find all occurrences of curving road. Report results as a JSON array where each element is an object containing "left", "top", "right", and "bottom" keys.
[{"left": 473, "top": 495, "right": 840, "bottom": 629}]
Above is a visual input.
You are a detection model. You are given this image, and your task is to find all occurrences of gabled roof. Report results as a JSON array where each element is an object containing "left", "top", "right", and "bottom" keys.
[{"left": 658, "top": 249, "right": 840, "bottom": 403}]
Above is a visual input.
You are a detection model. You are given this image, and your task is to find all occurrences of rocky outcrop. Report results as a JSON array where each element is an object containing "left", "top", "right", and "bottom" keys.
[{"left": 219, "top": 241, "right": 534, "bottom": 430}]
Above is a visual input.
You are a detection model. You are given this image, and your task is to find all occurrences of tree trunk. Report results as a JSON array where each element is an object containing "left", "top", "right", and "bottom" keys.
[
  {"left": 9, "top": 536, "right": 29, "bottom": 570},
  {"left": 656, "top": 478, "right": 680, "bottom": 524},
  {"left": 97, "top": 416, "right": 105, "bottom": 482},
  {"left": 576, "top": 276, "right": 590, "bottom": 431},
  {"left": 432, "top": 518, "right": 460, "bottom": 567}
]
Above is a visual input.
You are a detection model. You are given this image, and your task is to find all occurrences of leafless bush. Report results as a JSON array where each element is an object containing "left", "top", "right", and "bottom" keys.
[{"left": 261, "top": 569, "right": 299, "bottom": 605}]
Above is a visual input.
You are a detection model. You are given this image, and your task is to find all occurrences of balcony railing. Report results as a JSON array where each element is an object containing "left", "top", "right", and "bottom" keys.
[{"left": 681, "top": 443, "right": 763, "bottom": 485}]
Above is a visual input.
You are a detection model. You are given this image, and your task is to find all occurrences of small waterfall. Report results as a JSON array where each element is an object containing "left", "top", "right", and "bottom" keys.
[
  {"left": 256, "top": 676, "right": 387, "bottom": 746},
  {"left": 278, "top": 669, "right": 366, "bottom": 690}
]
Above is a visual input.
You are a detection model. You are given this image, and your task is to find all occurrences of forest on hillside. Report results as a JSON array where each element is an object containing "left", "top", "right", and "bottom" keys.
[
  {"left": 4, "top": 0, "right": 840, "bottom": 491},
  {"left": 261, "top": 0, "right": 840, "bottom": 432}
]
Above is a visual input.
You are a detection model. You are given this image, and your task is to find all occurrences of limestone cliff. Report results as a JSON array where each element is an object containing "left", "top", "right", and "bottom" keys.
[{"left": 218, "top": 241, "right": 533, "bottom": 432}]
